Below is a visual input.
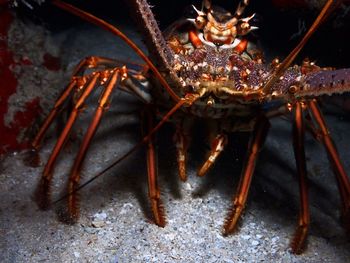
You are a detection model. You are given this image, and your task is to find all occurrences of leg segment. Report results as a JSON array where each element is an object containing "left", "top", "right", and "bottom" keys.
[
  {"left": 173, "top": 118, "right": 193, "bottom": 181},
  {"left": 31, "top": 80, "right": 77, "bottom": 151},
  {"left": 197, "top": 133, "right": 227, "bottom": 177},
  {"left": 32, "top": 56, "right": 122, "bottom": 151},
  {"left": 66, "top": 70, "right": 121, "bottom": 222},
  {"left": 291, "top": 101, "right": 310, "bottom": 254},
  {"left": 143, "top": 108, "right": 166, "bottom": 227},
  {"left": 308, "top": 100, "right": 350, "bottom": 229},
  {"left": 223, "top": 115, "right": 270, "bottom": 235}
]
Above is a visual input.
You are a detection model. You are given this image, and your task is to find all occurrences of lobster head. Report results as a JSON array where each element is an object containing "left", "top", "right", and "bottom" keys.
[{"left": 188, "top": 0, "right": 257, "bottom": 47}]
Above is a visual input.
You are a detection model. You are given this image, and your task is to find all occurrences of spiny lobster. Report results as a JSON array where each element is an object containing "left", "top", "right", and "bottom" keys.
[{"left": 29, "top": 0, "right": 350, "bottom": 254}]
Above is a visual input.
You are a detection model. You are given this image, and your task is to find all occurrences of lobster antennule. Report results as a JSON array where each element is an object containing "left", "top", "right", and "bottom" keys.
[{"left": 297, "top": 69, "right": 350, "bottom": 98}]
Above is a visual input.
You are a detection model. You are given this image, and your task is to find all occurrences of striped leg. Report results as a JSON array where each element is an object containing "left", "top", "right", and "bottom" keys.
[
  {"left": 197, "top": 133, "right": 227, "bottom": 177},
  {"left": 173, "top": 118, "right": 193, "bottom": 182},
  {"left": 143, "top": 108, "right": 166, "bottom": 227},
  {"left": 35, "top": 73, "right": 101, "bottom": 210},
  {"left": 66, "top": 69, "right": 121, "bottom": 223},
  {"left": 308, "top": 100, "right": 350, "bottom": 231},
  {"left": 291, "top": 101, "right": 310, "bottom": 254},
  {"left": 31, "top": 56, "right": 122, "bottom": 152},
  {"left": 223, "top": 115, "right": 270, "bottom": 234}
]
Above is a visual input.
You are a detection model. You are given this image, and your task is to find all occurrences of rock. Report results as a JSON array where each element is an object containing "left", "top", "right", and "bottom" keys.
[{"left": 92, "top": 220, "right": 106, "bottom": 228}]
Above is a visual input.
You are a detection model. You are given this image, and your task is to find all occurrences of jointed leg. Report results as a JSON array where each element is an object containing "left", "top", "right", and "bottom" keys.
[
  {"left": 308, "top": 100, "right": 350, "bottom": 229},
  {"left": 32, "top": 56, "right": 122, "bottom": 151},
  {"left": 197, "top": 133, "right": 227, "bottom": 177},
  {"left": 173, "top": 118, "right": 193, "bottom": 181},
  {"left": 143, "top": 108, "right": 166, "bottom": 227},
  {"left": 66, "top": 69, "right": 121, "bottom": 222},
  {"left": 291, "top": 101, "right": 310, "bottom": 254},
  {"left": 35, "top": 73, "right": 100, "bottom": 210},
  {"left": 223, "top": 115, "right": 270, "bottom": 235},
  {"left": 31, "top": 80, "right": 77, "bottom": 151}
]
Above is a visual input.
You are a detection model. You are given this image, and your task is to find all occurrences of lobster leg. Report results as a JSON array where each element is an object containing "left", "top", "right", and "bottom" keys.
[
  {"left": 143, "top": 108, "right": 166, "bottom": 227},
  {"left": 31, "top": 56, "right": 122, "bottom": 151},
  {"left": 31, "top": 79, "right": 77, "bottom": 151},
  {"left": 66, "top": 70, "right": 121, "bottom": 222},
  {"left": 173, "top": 118, "right": 193, "bottom": 181},
  {"left": 197, "top": 133, "right": 227, "bottom": 177},
  {"left": 291, "top": 101, "right": 310, "bottom": 254},
  {"left": 223, "top": 115, "right": 270, "bottom": 234},
  {"left": 308, "top": 100, "right": 350, "bottom": 229},
  {"left": 35, "top": 73, "right": 100, "bottom": 209}
]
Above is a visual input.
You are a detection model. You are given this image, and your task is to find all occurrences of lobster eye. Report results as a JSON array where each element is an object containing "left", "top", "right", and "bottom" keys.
[
  {"left": 195, "top": 16, "right": 206, "bottom": 29},
  {"left": 238, "top": 22, "right": 251, "bottom": 35},
  {"left": 241, "top": 22, "right": 249, "bottom": 29}
]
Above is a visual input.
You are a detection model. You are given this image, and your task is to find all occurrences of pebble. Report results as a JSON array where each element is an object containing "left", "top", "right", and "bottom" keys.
[
  {"left": 184, "top": 182, "right": 192, "bottom": 191},
  {"left": 271, "top": 236, "right": 279, "bottom": 243},
  {"left": 91, "top": 212, "right": 108, "bottom": 228},
  {"left": 241, "top": 235, "right": 251, "bottom": 240},
  {"left": 120, "top": 203, "right": 134, "bottom": 215},
  {"left": 82, "top": 225, "right": 99, "bottom": 234},
  {"left": 74, "top": 252, "right": 80, "bottom": 258},
  {"left": 251, "top": 240, "right": 260, "bottom": 246},
  {"left": 93, "top": 212, "right": 108, "bottom": 221},
  {"left": 92, "top": 220, "right": 106, "bottom": 228}
]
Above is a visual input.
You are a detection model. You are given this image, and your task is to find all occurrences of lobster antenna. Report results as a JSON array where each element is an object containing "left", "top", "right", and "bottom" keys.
[
  {"left": 234, "top": 0, "right": 250, "bottom": 18},
  {"left": 202, "top": 0, "right": 211, "bottom": 11},
  {"left": 262, "top": 0, "right": 335, "bottom": 95},
  {"left": 52, "top": 0, "right": 180, "bottom": 103},
  {"left": 52, "top": 94, "right": 200, "bottom": 205}
]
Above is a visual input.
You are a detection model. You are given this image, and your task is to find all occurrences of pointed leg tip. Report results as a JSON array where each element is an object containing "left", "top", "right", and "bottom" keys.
[
  {"left": 24, "top": 148, "right": 41, "bottom": 168},
  {"left": 197, "top": 169, "right": 206, "bottom": 177},
  {"left": 56, "top": 206, "right": 79, "bottom": 225},
  {"left": 341, "top": 208, "right": 350, "bottom": 232},
  {"left": 179, "top": 175, "right": 187, "bottom": 182},
  {"left": 222, "top": 207, "right": 241, "bottom": 236},
  {"left": 151, "top": 199, "right": 167, "bottom": 228},
  {"left": 155, "top": 217, "right": 167, "bottom": 228},
  {"left": 291, "top": 243, "right": 306, "bottom": 255},
  {"left": 34, "top": 179, "right": 52, "bottom": 210},
  {"left": 222, "top": 227, "right": 232, "bottom": 237},
  {"left": 64, "top": 188, "right": 81, "bottom": 224},
  {"left": 222, "top": 223, "right": 237, "bottom": 236},
  {"left": 197, "top": 161, "right": 212, "bottom": 177},
  {"left": 178, "top": 167, "right": 187, "bottom": 182},
  {"left": 290, "top": 226, "right": 308, "bottom": 255},
  {"left": 67, "top": 215, "right": 79, "bottom": 225},
  {"left": 35, "top": 197, "right": 51, "bottom": 211}
]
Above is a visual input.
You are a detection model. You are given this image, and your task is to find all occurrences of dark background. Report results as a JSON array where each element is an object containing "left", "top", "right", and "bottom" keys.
[{"left": 14, "top": 0, "right": 350, "bottom": 68}]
